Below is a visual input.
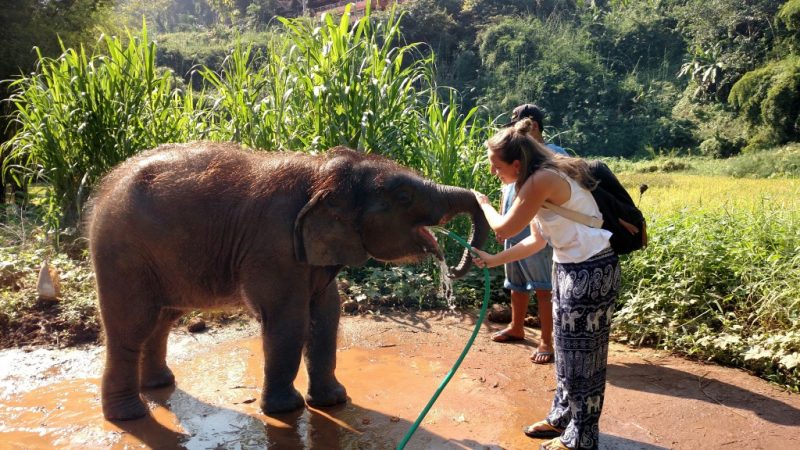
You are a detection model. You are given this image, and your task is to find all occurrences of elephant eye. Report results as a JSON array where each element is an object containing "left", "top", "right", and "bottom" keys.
[{"left": 394, "top": 188, "right": 412, "bottom": 207}]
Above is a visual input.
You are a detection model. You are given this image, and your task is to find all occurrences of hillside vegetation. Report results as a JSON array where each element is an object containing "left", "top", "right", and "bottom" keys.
[{"left": 133, "top": 0, "right": 800, "bottom": 159}]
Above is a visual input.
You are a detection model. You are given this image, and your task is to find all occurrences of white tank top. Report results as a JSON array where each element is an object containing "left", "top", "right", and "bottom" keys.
[{"left": 534, "top": 169, "right": 612, "bottom": 263}]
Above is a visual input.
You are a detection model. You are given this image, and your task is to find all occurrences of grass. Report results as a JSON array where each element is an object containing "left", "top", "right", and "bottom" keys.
[
  {"left": 604, "top": 143, "right": 800, "bottom": 179},
  {"left": 621, "top": 173, "right": 800, "bottom": 212}
]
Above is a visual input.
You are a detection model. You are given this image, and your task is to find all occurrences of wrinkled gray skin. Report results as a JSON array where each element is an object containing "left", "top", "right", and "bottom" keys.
[{"left": 88, "top": 142, "right": 489, "bottom": 421}]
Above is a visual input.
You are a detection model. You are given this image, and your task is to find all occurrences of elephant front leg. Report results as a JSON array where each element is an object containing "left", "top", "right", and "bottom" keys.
[
  {"left": 252, "top": 287, "right": 308, "bottom": 414},
  {"left": 305, "top": 283, "right": 347, "bottom": 408}
]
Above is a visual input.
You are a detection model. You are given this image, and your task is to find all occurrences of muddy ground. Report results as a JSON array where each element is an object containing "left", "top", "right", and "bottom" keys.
[{"left": 1, "top": 311, "right": 798, "bottom": 449}]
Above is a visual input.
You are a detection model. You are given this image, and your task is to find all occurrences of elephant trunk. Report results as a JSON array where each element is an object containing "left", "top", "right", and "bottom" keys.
[{"left": 434, "top": 184, "right": 490, "bottom": 279}]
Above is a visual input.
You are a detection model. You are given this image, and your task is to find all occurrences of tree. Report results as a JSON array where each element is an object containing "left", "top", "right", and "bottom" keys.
[
  {"left": 117, "top": 0, "right": 182, "bottom": 31},
  {"left": 397, "top": 0, "right": 461, "bottom": 62},
  {"left": 777, "top": 0, "right": 800, "bottom": 54},
  {"left": 673, "top": 0, "right": 782, "bottom": 101},
  {"left": 476, "top": 17, "right": 648, "bottom": 156},
  {"left": 729, "top": 56, "right": 800, "bottom": 149}
]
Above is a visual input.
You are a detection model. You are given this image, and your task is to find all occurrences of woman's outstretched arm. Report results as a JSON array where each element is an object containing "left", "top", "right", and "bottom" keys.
[
  {"left": 473, "top": 170, "right": 560, "bottom": 240},
  {"left": 471, "top": 224, "right": 548, "bottom": 268}
]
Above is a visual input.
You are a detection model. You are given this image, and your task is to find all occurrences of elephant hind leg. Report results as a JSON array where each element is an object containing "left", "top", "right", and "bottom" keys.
[
  {"left": 97, "top": 273, "right": 164, "bottom": 420},
  {"left": 102, "top": 328, "right": 156, "bottom": 420},
  {"left": 259, "top": 313, "right": 307, "bottom": 414},
  {"left": 140, "top": 308, "right": 183, "bottom": 389}
]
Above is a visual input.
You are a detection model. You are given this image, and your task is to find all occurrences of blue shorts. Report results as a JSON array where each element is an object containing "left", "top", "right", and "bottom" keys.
[
  {"left": 503, "top": 242, "right": 554, "bottom": 293},
  {"left": 500, "top": 183, "right": 556, "bottom": 293}
]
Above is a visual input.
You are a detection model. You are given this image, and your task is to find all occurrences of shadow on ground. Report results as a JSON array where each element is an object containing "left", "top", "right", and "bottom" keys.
[{"left": 607, "top": 362, "right": 800, "bottom": 427}]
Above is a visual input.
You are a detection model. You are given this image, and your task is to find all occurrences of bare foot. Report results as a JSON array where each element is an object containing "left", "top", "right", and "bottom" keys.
[
  {"left": 490, "top": 328, "right": 524, "bottom": 343},
  {"left": 523, "top": 419, "right": 564, "bottom": 438},
  {"left": 530, "top": 343, "right": 554, "bottom": 364}
]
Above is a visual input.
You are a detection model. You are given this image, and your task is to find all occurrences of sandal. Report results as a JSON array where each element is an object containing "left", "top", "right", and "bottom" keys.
[
  {"left": 530, "top": 351, "right": 554, "bottom": 364},
  {"left": 540, "top": 437, "right": 571, "bottom": 450},
  {"left": 523, "top": 420, "right": 564, "bottom": 439},
  {"left": 491, "top": 329, "right": 524, "bottom": 343}
]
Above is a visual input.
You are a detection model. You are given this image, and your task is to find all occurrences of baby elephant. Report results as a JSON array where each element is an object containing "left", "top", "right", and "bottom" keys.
[{"left": 88, "top": 142, "right": 488, "bottom": 420}]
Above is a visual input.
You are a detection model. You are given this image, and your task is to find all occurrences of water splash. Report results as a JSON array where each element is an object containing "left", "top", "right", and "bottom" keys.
[
  {"left": 437, "top": 258, "right": 455, "bottom": 310},
  {"left": 429, "top": 227, "right": 456, "bottom": 310}
]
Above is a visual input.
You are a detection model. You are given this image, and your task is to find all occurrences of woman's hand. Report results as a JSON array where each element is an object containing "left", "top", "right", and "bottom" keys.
[
  {"left": 472, "top": 189, "right": 490, "bottom": 206},
  {"left": 471, "top": 189, "right": 508, "bottom": 242},
  {"left": 471, "top": 247, "right": 498, "bottom": 269}
]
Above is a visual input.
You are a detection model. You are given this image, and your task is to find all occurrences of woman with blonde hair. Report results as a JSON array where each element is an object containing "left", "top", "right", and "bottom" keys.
[{"left": 471, "top": 118, "right": 620, "bottom": 450}]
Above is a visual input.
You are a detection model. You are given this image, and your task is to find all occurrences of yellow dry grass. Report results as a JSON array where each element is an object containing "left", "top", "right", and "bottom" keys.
[{"left": 619, "top": 173, "right": 800, "bottom": 215}]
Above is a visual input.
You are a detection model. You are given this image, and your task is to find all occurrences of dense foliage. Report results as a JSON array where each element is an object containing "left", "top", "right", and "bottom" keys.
[
  {"left": 132, "top": 0, "right": 798, "bottom": 159},
  {"left": 619, "top": 206, "right": 800, "bottom": 389},
  {"left": 2, "top": 7, "right": 489, "bottom": 230},
  {"left": 0, "top": 0, "right": 116, "bottom": 163},
  {"left": 729, "top": 56, "right": 800, "bottom": 150}
]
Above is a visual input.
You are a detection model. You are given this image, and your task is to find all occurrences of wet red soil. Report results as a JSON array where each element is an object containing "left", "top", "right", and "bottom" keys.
[{"left": 1, "top": 311, "right": 799, "bottom": 449}]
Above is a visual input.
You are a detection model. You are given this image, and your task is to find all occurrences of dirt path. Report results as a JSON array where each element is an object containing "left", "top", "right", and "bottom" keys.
[{"left": 1, "top": 311, "right": 798, "bottom": 449}]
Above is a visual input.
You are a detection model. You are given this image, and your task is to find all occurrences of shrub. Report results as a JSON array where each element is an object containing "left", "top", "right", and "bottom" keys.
[
  {"left": 672, "top": 94, "right": 749, "bottom": 153},
  {"left": 616, "top": 195, "right": 800, "bottom": 390},
  {"left": 651, "top": 117, "right": 699, "bottom": 154},
  {"left": 699, "top": 135, "right": 744, "bottom": 159},
  {"left": 722, "top": 144, "right": 800, "bottom": 178}
]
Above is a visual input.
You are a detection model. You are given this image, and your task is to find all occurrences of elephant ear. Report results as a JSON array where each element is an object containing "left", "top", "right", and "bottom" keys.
[{"left": 294, "top": 190, "right": 369, "bottom": 266}]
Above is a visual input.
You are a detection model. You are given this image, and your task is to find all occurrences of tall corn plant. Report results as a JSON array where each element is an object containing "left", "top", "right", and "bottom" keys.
[
  {"left": 197, "top": 36, "right": 300, "bottom": 150},
  {"left": 406, "top": 88, "right": 497, "bottom": 261},
  {"left": 414, "top": 89, "right": 492, "bottom": 189},
  {"left": 2, "top": 24, "right": 198, "bottom": 230},
  {"left": 275, "top": 4, "right": 431, "bottom": 160}
]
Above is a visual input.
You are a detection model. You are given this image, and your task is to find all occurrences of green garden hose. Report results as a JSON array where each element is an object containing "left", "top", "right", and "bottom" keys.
[{"left": 396, "top": 228, "right": 491, "bottom": 449}]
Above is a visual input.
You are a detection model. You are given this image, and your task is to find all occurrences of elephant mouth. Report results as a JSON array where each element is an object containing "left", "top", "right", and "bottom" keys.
[{"left": 415, "top": 226, "right": 444, "bottom": 260}]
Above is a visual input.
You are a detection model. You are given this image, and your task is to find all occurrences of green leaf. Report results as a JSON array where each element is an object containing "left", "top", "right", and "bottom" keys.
[{"left": 780, "top": 353, "right": 800, "bottom": 370}]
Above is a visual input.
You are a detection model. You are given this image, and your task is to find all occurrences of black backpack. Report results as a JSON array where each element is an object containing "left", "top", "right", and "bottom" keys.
[
  {"left": 586, "top": 160, "right": 647, "bottom": 255},
  {"left": 543, "top": 160, "right": 647, "bottom": 255}
]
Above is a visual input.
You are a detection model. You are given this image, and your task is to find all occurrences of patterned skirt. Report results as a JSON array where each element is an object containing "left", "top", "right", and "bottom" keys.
[{"left": 546, "top": 247, "right": 620, "bottom": 450}]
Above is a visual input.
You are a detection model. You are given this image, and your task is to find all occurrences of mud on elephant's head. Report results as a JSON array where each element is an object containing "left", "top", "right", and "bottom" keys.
[{"left": 294, "top": 146, "right": 489, "bottom": 277}]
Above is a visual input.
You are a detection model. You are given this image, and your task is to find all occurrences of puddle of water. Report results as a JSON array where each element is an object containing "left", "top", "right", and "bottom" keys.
[
  {"left": 0, "top": 336, "right": 527, "bottom": 449},
  {"left": 0, "top": 346, "right": 103, "bottom": 399}
]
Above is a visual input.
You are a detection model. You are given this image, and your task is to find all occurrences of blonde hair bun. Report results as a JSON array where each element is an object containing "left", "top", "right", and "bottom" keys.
[{"left": 514, "top": 118, "right": 535, "bottom": 135}]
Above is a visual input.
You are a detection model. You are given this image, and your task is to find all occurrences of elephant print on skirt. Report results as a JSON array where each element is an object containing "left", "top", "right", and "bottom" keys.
[{"left": 547, "top": 248, "right": 620, "bottom": 450}]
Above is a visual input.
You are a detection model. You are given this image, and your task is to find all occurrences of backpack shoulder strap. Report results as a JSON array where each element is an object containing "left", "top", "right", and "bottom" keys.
[
  {"left": 542, "top": 201, "right": 603, "bottom": 228},
  {"left": 588, "top": 160, "right": 635, "bottom": 205}
]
